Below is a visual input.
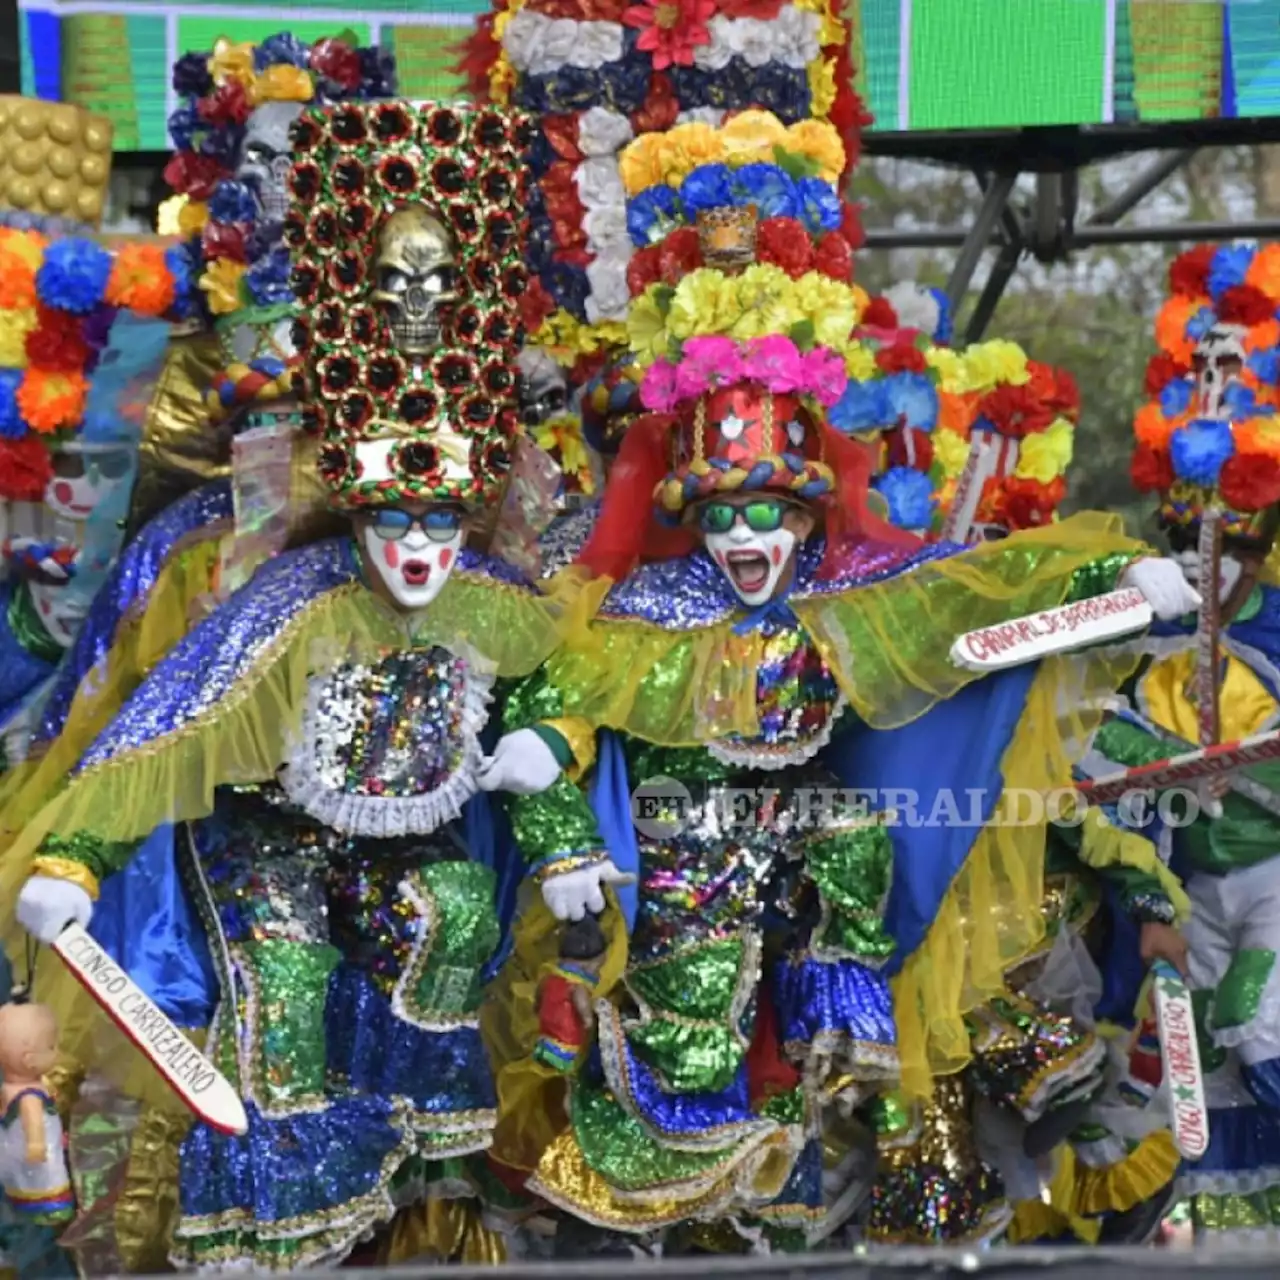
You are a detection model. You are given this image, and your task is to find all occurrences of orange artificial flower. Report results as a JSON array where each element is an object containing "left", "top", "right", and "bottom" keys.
[
  {"left": 0, "top": 230, "right": 45, "bottom": 309},
  {"left": 937, "top": 388, "right": 976, "bottom": 435},
  {"left": 17, "top": 368, "right": 88, "bottom": 434},
  {"left": 1245, "top": 318, "right": 1280, "bottom": 354},
  {"left": 106, "top": 243, "right": 176, "bottom": 317},
  {"left": 1133, "top": 400, "right": 1178, "bottom": 450},
  {"left": 1154, "top": 296, "right": 1200, "bottom": 364},
  {"left": 1246, "top": 243, "right": 1280, "bottom": 302}
]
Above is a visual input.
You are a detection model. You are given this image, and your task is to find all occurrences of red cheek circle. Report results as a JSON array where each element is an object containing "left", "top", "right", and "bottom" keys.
[
  {"left": 438, "top": 547, "right": 454, "bottom": 570},
  {"left": 53, "top": 481, "right": 74, "bottom": 505},
  {"left": 383, "top": 540, "right": 400, "bottom": 569},
  {"left": 770, "top": 544, "right": 782, "bottom": 565}
]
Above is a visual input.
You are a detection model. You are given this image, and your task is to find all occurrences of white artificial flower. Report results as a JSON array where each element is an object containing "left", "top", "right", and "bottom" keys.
[
  {"left": 583, "top": 203, "right": 630, "bottom": 255},
  {"left": 770, "top": 6, "right": 822, "bottom": 68},
  {"left": 676, "top": 108, "right": 726, "bottom": 126},
  {"left": 575, "top": 156, "right": 626, "bottom": 214},
  {"left": 884, "top": 282, "right": 942, "bottom": 338},
  {"left": 578, "top": 106, "right": 634, "bottom": 157},
  {"left": 570, "top": 21, "right": 625, "bottom": 68},
  {"left": 585, "top": 256, "right": 633, "bottom": 323},
  {"left": 502, "top": 11, "right": 622, "bottom": 74},
  {"left": 694, "top": 15, "right": 735, "bottom": 70}
]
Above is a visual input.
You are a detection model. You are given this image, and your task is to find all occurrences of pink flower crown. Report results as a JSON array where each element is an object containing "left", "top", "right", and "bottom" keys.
[{"left": 639, "top": 334, "right": 847, "bottom": 414}]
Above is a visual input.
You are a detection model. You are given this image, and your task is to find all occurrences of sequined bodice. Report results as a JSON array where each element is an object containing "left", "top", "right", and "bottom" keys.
[
  {"left": 709, "top": 624, "right": 845, "bottom": 770},
  {"left": 279, "top": 645, "right": 494, "bottom": 838}
]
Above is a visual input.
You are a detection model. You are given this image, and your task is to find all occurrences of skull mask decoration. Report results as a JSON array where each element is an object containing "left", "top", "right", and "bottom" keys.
[
  {"left": 1193, "top": 322, "right": 1248, "bottom": 418},
  {"left": 371, "top": 206, "right": 459, "bottom": 358},
  {"left": 237, "top": 101, "right": 305, "bottom": 224},
  {"left": 516, "top": 348, "right": 570, "bottom": 427}
]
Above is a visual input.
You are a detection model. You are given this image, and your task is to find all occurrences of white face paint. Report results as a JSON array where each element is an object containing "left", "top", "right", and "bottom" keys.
[
  {"left": 704, "top": 519, "right": 798, "bottom": 607},
  {"left": 26, "top": 579, "right": 87, "bottom": 648},
  {"left": 360, "top": 514, "right": 464, "bottom": 612},
  {"left": 1173, "top": 547, "right": 1244, "bottom": 606},
  {"left": 45, "top": 447, "right": 133, "bottom": 522}
]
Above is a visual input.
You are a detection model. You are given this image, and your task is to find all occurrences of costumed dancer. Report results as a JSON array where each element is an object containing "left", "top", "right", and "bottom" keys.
[
  {"left": 1096, "top": 241, "right": 1280, "bottom": 1240},
  {"left": 482, "top": 109, "right": 1202, "bottom": 1247},
  {"left": 0, "top": 97, "right": 600, "bottom": 1270}
]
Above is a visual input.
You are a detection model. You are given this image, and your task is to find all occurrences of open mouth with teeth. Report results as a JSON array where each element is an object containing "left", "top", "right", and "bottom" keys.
[
  {"left": 402, "top": 560, "right": 431, "bottom": 588},
  {"left": 725, "top": 549, "right": 771, "bottom": 595}
]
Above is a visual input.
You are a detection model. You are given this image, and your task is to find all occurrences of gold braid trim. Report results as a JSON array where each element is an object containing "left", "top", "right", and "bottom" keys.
[{"left": 30, "top": 857, "right": 101, "bottom": 900}]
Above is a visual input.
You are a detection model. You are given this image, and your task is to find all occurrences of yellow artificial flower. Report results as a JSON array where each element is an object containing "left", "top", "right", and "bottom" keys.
[
  {"left": 719, "top": 111, "right": 787, "bottom": 165},
  {"left": 0, "top": 306, "right": 36, "bottom": 367},
  {"left": 535, "top": 416, "right": 594, "bottom": 493},
  {"left": 1015, "top": 417, "right": 1074, "bottom": 483},
  {"left": 627, "top": 288, "right": 673, "bottom": 362},
  {"left": 933, "top": 427, "right": 975, "bottom": 480},
  {"left": 200, "top": 258, "right": 246, "bottom": 317},
  {"left": 792, "top": 0, "right": 844, "bottom": 47},
  {"left": 807, "top": 58, "right": 837, "bottom": 122},
  {"left": 661, "top": 123, "right": 725, "bottom": 186},
  {"left": 253, "top": 64, "right": 313, "bottom": 104},
  {"left": 794, "top": 272, "right": 857, "bottom": 348},
  {"left": 0, "top": 229, "right": 44, "bottom": 272},
  {"left": 178, "top": 199, "right": 209, "bottom": 235},
  {"left": 619, "top": 133, "right": 669, "bottom": 196},
  {"left": 925, "top": 345, "right": 965, "bottom": 393},
  {"left": 842, "top": 343, "right": 877, "bottom": 381},
  {"left": 489, "top": 53, "right": 515, "bottom": 104},
  {"left": 670, "top": 268, "right": 744, "bottom": 340},
  {"left": 961, "top": 339, "right": 1029, "bottom": 392},
  {"left": 209, "top": 39, "right": 255, "bottom": 88},
  {"left": 786, "top": 119, "right": 844, "bottom": 184},
  {"left": 728, "top": 263, "right": 800, "bottom": 340}
]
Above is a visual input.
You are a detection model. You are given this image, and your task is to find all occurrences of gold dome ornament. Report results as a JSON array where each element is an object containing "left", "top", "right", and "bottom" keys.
[{"left": 0, "top": 96, "right": 113, "bottom": 229}]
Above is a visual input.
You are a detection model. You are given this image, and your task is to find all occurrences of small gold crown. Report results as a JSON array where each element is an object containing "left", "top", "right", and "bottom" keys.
[{"left": 697, "top": 205, "right": 758, "bottom": 272}]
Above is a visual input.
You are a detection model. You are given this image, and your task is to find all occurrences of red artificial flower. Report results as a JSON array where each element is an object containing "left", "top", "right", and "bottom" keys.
[
  {"left": 163, "top": 151, "right": 226, "bottom": 201},
  {"left": 1219, "top": 452, "right": 1280, "bottom": 512},
  {"left": 519, "top": 276, "right": 556, "bottom": 333},
  {"left": 310, "top": 38, "right": 363, "bottom": 92},
  {"left": 861, "top": 296, "right": 898, "bottom": 330},
  {"left": 1169, "top": 244, "right": 1217, "bottom": 299},
  {"left": 886, "top": 426, "right": 934, "bottom": 471},
  {"left": 631, "top": 73, "right": 680, "bottom": 134},
  {"left": 0, "top": 436, "right": 53, "bottom": 502},
  {"left": 1129, "top": 443, "right": 1174, "bottom": 493},
  {"left": 1024, "top": 360, "right": 1079, "bottom": 416},
  {"left": 198, "top": 81, "right": 251, "bottom": 128},
  {"left": 813, "top": 231, "right": 853, "bottom": 281},
  {"left": 997, "top": 476, "right": 1065, "bottom": 530},
  {"left": 454, "top": 14, "right": 500, "bottom": 101},
  {"left": 627, "top": 244, "right": 664, "bottom": 296},
  {"left": 827, "top": 41, "right": 871, "bottom": 177},
  {"left": 717, "top": 0, "right": 784, "bottom": 15},
  {"left": 622, "top": 0, "right": 715, "bottom": 71},
  {"left": 875, "top": 339, "right": 928, "bottom": 374},
  {"left": 977, "top": 384, "right": 1055, "bottom": 438},
  {"left": 541, "top": 114, "right": 583, "bottom": 163},
  {"left": 24, "top": 307, "right": 89, "bottom": 373},
  {"left": 756, "top": 217, "right": 812, "bottom": 278},
  {"left": 201, "top": 222, "right": 248, "bottom": 264},
  {"left": 1218, "top": 284, "right": 1276, "bottom": 328},
  {"left": 1144, "top": 352, "right": 1189, "bottom": 397},
  {"left": 657, "top": 226, "right": 701, "bottom": 283}
]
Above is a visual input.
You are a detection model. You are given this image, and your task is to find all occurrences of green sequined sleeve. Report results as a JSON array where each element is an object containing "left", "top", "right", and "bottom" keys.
[
  {"left": 497, "top": 672, "right": 609, "bottom": 879},
  {"left": 32, "top": 830, "right": 143, "bottom": 898},
  {"left": 1064, "top": 551, "right": 1140, "bottom": 604}
]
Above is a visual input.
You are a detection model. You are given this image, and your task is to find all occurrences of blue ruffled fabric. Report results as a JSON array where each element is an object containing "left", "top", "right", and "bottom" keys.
[
  {"left": 34, "top": 480, "right": 234, "bottom": 747},
  {"left": 178, "top": 1097, "right": 407, "bottom": 1228},
  {"left": 325, "top": 966, "right": 496, "bottom": 1117},
  {"left": 1243, "top": 1058, "right": 1280, "bottom": 1112},
  {"left": 0, "top": 583, "right": 58, "bottom": 738},
  {"left": 772, "top": 955, "right": 896, "bottom": 1060},
  {"left": 1186, "top": 1104, "right": 1280, "bottom": 1182},
  {"left": 768, "top": 1137, "right": 822, "bottom": 1216}
]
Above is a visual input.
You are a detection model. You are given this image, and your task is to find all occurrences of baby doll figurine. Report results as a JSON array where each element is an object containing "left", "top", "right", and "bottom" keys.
[
  {"left": 0, "top": 1001, "right": 74, "bottom": 1225},
  {"left": 534, "top": 915, "right": 609, "bottom": 1072}
]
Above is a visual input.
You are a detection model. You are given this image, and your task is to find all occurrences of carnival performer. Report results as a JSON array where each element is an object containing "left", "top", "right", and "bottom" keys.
[
  {"left": 1089, "top": 241, "right": 1280, "bottom": 1240},
  {"left": 0, "top": 98, "right": 603, "bottom": 1271}
]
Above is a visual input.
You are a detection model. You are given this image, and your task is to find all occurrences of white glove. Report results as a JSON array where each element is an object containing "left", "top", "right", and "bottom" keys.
[
  {"left": 476, "top": 728, "right": 564, "bottom": 796},
  {"left": 542, "top": 859, "right": 635, "bottom": 922},
  {"left": 17, "top": 875, "right": 93, "bottom": 944},
  {"left": 1120, "top": 557, "right": 1202, "bottom": 622}
]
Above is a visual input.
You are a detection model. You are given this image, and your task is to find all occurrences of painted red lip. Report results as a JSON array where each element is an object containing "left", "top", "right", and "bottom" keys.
[
  {"left": 725, "top": 549, "right": 769, "bottom": 593},
  {"left": 402, "top": 560, "right": 431, "bottom": 587}
]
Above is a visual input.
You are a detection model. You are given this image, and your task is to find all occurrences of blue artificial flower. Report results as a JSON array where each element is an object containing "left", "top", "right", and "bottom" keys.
[
  {"left": 1185, "top": 305, "right": 1217, "bottom": 342},
  {"left": 167, "top": 105, "right": 201, "bottom": 152},
  {"left": 171, "top": 52, "right": 213, "bottom": 98},
  {"left": 796, "top": 177, "right": 842, "bottom": 234},
  {"left": 1207, "top": 243, "right": 1254, "bottom": 301},
  {"left": 208, "top": 180, "right": 258, "bottom": 226},
  {"left": 1249, "top": 347, "right": 1280, "bottom": 385},
  {"left": 256, "top": 32, "right": 310, "bottom": 70},
  {"left": 545, "top": 65, "right": 602, "bottom": 113},
  {"left": 679, "top": 164, "right": 735, "bottom": 217},
  {"left": 627, "top": 186, "right": 682, "bottom": 248},
  {"left": 358, "top": 46, "right": 398, "bottom": 98},
  {"left": 828, "top": 379, "right": 890, "bottom": 433},
  {"left": 1170, "top": 417, "right": 1235, "bottom": 485},
  {"left": 0, "top": 369, "right": 24, "bottom": 439},
  {"left": 245, "top": 248, "right": 293, "bottom": 307},
  {"left": 731, "top": 164, "right": 798, "bottom": 220},
  {"left": 542, "top": 261, "right": 590, "bottom": 320},
  {"left": 1159, "top": 378, "right": 1194, "bottom": 418},
  {"left": 36, "top": 238, "right": 112, "bottom": 314},
  {"left": 165, "top": 242, "right": 200, "bottom": 321},
  {"left": 201, "top": 126, "right": 244, "bottom": 165},
  {"left": 605, "top": 56, "right": 651, "bottom": 114},
  {"left": 928, "top": 287, "right": 953, "bottom": 343},
  {"left": 1223, "top": 382, "right": 1271, "bottom": 418},
  {"left": 874, "top": 466, "right": 935, "bottom": 530},
  {"left": 884, "top": 372, "right": 939, "bottom": 431}
]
